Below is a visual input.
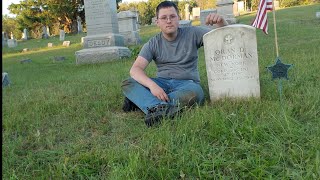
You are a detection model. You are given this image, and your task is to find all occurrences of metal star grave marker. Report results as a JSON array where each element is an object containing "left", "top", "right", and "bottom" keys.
[{"left": 267, "top": 57, "right": 293, "bottom": 80}]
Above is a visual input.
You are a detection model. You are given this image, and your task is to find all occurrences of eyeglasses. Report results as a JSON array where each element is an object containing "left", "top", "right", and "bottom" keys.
[{"left": 158, "top": 15, "right": 178, "bottom": 22}]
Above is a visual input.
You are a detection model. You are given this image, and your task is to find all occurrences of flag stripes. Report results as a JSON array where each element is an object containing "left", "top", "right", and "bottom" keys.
[{"left": 252, "top": 0, "right": 273, "bottom": 34}]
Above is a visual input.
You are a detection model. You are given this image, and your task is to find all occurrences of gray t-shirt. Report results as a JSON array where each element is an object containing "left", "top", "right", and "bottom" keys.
[{"left": 139, "top": 26, "right": 211, "bottom": 83}]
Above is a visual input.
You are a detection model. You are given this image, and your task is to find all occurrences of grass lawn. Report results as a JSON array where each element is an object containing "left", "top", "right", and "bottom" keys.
[{"left": 2, "top": 4, "right": 320, "bottom": 179}]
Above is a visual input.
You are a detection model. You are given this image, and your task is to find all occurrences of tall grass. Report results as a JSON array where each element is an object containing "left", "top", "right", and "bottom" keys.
[{"left": 2, "top": 4, "right": 320, "bottom": 179}]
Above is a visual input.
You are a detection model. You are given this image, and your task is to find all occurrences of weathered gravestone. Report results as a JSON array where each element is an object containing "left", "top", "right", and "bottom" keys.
[
  {"left": 62, "top": 41, "right": 71, "bottom": 47},
  {"left": 2, "top": 32, "right": 8, "bottom": 47},
  {"left": 7, "top": 39, "right": 17, "bottom": 48},
  {"left": 48, "top": 43, "right": 53, "bottom": 47},
  {"left": 216, "top": 0, "right": 237, "bottom": 24},
  {"left": 203, "top": 24, "right": 260, "bottom": 101},
  {"left": 77, "top": 16, "right": 83, "bottom": 33},
  {"left": 75, "top": 0, "right": 131, "bottom": 64},
  {"left": 53, "top": 56, "right": 66, "bottom": 62},
  {"left": 42, "top": 26, "right": 49, "bottom": 39},
  {"left": 179, "top": 20, "right": 192, "bottom": 28},
  {"left": 200, "top": 9, "right": 218, "bottom": 29},
  {"left": 20, "top": 59, "right": 32, "bottom": 64},
  {"left": 22, "top": 28, "right": 28, "bottom": 40},
  {"left": 2, "top": 72, "right": 10, "bottom": 88},
  {"left": 117, "top": 11, "right": 141, "bottom": 45},
  {"left": 60, "top": 30, "right": 65, "bottom": 41}
]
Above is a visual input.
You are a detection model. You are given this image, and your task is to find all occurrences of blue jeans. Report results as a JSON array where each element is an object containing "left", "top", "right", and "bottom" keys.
[{"left": 121, "top": 77, "right": 204, "bottom": 114}]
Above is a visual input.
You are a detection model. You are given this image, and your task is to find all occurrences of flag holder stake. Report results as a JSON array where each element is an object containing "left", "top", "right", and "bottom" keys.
[{"left": 272, "top": 0, "right": 279, "bottom": 57}]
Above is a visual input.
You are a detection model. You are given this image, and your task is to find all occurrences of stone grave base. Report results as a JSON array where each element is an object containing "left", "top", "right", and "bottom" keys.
[{"left": 75, "top": 46, "right": 131, "bottom": 65}]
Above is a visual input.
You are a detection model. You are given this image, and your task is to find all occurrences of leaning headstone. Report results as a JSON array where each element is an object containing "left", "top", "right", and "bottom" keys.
[
  {"left": 203, "top": 24, "right": 260, "bottom": 101},
  {"left": 62, "top": 41, "right": 70, "bottom": 47},
  {"left": 22, "top": 28, "right": 28, "bottom": 40},
  {"left": 48, "top": 43, "right": 53, "bottom": 47},
  {"left": 22, "top": 48, "right": 29, "bottom": 52},
  {"left": 59, "top": 30, "right": 65, "bottom": 41},
  {"left": 179, "top": 20, "right": 192, "bottom": 28},
  {"left": 200, "top": 9, "right": 218, "bottom": 29},
  {"left": 7, "top": 39, "right": 17, "bottom": 48},
  {"left": 117, "top": 11, "right": 141, "bottom": 45},
  {"left": 2, "top": 72, "right": 10, "bottom": 88},
  {"left": 75, "top": 0, "right": 131, "bottom": 64},
  {"left": 20, "top": 59, "right": 32, "bottom": 64}
]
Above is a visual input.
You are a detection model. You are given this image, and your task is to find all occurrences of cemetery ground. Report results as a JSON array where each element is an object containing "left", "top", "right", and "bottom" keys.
[{"left": 2, "top": 4, "right": 320, "bottom": 179}]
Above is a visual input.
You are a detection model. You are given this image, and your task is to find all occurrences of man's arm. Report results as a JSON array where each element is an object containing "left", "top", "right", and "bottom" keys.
[
  {"left": 205, "top": 13, "right": 229, "bottom": 27},
  {"left": 130, "top": 56, "right": 169, "bottom": 102}
]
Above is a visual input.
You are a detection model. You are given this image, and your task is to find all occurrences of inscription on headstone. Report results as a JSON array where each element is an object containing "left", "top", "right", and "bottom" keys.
[{"left": 203, "top": 24, "right": 260, "bottom": 101}]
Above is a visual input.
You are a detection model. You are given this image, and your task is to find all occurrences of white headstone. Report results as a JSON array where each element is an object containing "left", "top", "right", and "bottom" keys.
[
  {"left": 75, "top": 0, "right": 131, "bottom": 64},
  {"left": 237, "top": 1, "right": 245, "bottom": 12},
  {"left": 203, "top": 24, "right": 260, "bottom": 101},
  {"left": 48, "top": 43, "right": 53, "bottom": 47},
  {"left": 192, "top": 7, "right": 201, "bottom": 18},
  {"left": 60, "top": 30, "right": 65, "bottom": 41},
  {"left": 316, "top": 12, "right": 320, "bottom": 19}
]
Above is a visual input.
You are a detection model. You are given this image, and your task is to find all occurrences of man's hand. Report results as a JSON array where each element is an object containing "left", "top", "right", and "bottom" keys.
[
  {"left": 205, "top": 13, "right": 228, "bottom": 27},
  {"left": 149, "top": 84, "right": 169, "bottom": 102}
]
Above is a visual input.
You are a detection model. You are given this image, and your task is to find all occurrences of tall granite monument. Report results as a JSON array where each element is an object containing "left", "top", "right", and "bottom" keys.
[{"left": 75, "top": 0, "right": 131, "bottom": 64}]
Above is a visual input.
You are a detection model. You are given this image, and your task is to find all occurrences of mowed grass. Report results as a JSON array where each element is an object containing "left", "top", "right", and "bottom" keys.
[{"left": 2, "top": 4, "right": 320, "bottom": 179}]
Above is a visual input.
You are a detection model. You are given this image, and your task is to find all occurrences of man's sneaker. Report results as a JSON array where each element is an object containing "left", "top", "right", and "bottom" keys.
[
  {"left": 122, "top": 97, "right": 139, "bottom": 112},
  {"left": 145, "top": 104, "right": 182, "bottom": 127},
  {"left": 145, "top": 104, "right": 169, "bottom": 127}
]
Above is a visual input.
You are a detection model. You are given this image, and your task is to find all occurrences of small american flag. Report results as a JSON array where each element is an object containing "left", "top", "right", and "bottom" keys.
[{"left": 251, "top": 0, "right": 273, "bottom": 34}]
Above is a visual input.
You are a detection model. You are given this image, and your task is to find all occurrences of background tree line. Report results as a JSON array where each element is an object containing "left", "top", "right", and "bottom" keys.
[{"left": 2, "top": 0, "right": 319, "bottom": 40}]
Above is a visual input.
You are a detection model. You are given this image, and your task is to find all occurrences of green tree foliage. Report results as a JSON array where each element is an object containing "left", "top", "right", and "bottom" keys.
[
  {"left": 7, "top": 0, "right": 85, "bottom": 38},
  {"left": 2, "top": 15, "right": 21, "bottom": 39}
]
